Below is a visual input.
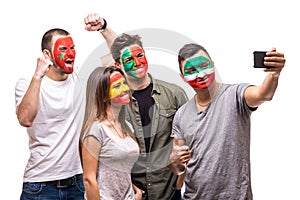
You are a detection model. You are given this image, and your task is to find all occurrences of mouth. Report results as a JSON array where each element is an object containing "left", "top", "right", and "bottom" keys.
[
  {"left": 195, "top": 75, "right": 208, "bottom": 84},
  {"left": 120, "top": 92, "right": 130, "bottom": 98},
  {"left": 65, "top": 59, "right": 74, "bottom": 68},
  {"left": 133, "top": 65, "right": 145, "bottom": 72}
]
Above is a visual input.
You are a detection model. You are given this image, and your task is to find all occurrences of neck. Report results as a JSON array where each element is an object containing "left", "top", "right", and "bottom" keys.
[
  {"left": 195, "top": 81, "right": 220, "bottom": 108},
  {"left": 46, "top": 66, "right": 68, "bottom": 81},
  {"left": 107, "top": 105, "right": 121, "bottom": 122},
  {"left": 127, "top": 74, "right": 150, "bottom": 90},
  {"left": 106, "top": 106, "right": 125, "bottom": 138}
]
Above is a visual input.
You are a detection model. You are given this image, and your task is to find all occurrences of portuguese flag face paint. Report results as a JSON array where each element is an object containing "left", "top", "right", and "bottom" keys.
[
  {"left": 121, "top": 45, "right": 148, "bottom": 78},
  {"left": 53, "top": 36, "right": 76, "bottom": 74},
  {"left": 183, "top": 56, "right": 215, "bottom": 89},
  {"left": 109, "top": 72, "right": 130, "bottom": 104}
]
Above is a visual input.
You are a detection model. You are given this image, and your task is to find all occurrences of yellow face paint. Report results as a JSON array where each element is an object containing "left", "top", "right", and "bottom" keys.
[{"left": 109, "top": 73, "right": 130, "bottom": 100}]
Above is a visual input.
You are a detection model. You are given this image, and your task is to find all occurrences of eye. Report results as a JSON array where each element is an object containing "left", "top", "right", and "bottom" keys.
[
  {"left": 136, "top": 52, "right": 144, "bottom": 58},
  {"left": 59, "top": 46, "right": 68, "bottom": 51},
  {"left": 200, "top": 61, "right": 209, "bottom": 69},
  {"left": 124, "top": 57, "right": 133, "bottom": 63},
  {"left": 112, "top": 82, "right": 121, "bottom": 89},
  {"left": 70, "top": 46, "right": 75, "bottom": 50},
  {"left": 185, "top": 67, "right": 198, "bottom": 74}
]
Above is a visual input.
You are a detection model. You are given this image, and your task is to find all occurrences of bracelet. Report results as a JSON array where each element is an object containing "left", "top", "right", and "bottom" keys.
[{"left": 97, "top": 18, "right": 107, "bottom": 32}]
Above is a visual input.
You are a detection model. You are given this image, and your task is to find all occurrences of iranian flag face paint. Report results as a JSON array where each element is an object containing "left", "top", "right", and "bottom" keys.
[
  {"left": 53, "top": 36, "right": 76, "bottom": 74},
  {"left": 109, "top": 72, "right": 130, "bottom": 104},
  {"left": 183, "top": 56, "right": 215, "bottom": 89},
  {"left": 121, "top": 45, "right": 148, "bottom": 78}
]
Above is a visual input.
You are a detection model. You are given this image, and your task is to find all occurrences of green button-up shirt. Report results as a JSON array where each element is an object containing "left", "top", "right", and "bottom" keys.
[{"left": 126, "top": 74, "right": 188, "bottom": 200}]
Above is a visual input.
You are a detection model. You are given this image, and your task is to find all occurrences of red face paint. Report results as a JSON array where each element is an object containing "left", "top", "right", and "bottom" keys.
[
  {"left": 121, "top": 45, "right": 148, "bottom": 78},
  {"left": 53, "top": 36, "right": 76, "bottom": 74},
  {"left": 187, "top": 72, "right": 215, "bottom": 89}
]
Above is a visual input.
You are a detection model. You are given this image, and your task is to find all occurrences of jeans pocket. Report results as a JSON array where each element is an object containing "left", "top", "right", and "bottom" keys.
[
  {"left": 22, "top": 182, "right": 43, "bottom": 194},
  {"left": 75, "top": 179, "right": 85, "bottom": 193}
]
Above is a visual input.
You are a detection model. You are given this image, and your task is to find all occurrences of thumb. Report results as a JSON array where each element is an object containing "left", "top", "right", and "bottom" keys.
[
  {"left": 173, "top": 135, "right": 180, "bottom": 146},
  {"left": 271, "top": 47, "right": 276, "bottom": 52}
]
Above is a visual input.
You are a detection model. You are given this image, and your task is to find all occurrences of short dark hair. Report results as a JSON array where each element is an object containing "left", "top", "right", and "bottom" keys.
[
  {"left": 178, "top": 43, "right": 211, "bottom": 73},
  {"left": 41, "top": 28, "right": 70, "bottom": 51},
  {"left": 110, "top": 33, "right": 143, "bottom": 64}
]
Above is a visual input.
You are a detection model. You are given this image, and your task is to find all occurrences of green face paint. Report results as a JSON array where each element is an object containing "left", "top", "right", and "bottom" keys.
[
  {"left": 182, "top": 55, "right": 215, "bottom": 89},
  {"left": 121, "top": 48, "right": 134, "bottom": 72},
  {"left": 120, "top": 45, "right": 148, "bottom": 78},
  {"left": 183, "top": 56, "right": 213, "bottom": 77}
]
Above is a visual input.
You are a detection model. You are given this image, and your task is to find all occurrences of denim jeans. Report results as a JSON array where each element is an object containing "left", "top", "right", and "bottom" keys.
[{"left": 20, "top": 174, "right": 85, "bottom": 200}]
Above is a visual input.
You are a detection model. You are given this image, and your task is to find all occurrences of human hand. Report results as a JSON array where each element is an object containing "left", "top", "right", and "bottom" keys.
[
  {"left": 170, "top": 135, "right": 190, "bottom": 175},
  {"left": 34, "top": 57, "right": 53, "bottom": 79},
  {"left": 264, "top": 48, "right": 286, "bottom": 74},
  {"left": 84, "top": 13, "right": 105, "bottom": 32},
  {"left": 133, "top": 185, "right": 144, "bottom": 200}
]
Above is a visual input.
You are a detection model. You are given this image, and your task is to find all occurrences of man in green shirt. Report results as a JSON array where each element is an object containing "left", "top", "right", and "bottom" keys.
[{"left": 84, "top": 13, "right": 188, "bottom": 200}]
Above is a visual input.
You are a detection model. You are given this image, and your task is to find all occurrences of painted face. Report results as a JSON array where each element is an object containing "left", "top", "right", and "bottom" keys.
[
  {"left": 109, "top": 72, "right": 130, "bottom": 104},
  {"left": 53, "top": 36, "right": 76, "bottom": 74},
  {"left": 182, "top": 56, "right": 215, "bottom": 89},
  {"left": 121, "top": 45, "right": 148, "bottom": 78}
]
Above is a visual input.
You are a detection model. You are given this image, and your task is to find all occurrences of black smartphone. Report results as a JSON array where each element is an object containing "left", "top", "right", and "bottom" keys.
[{"left": 253, "top": 51, "right": 267, "bottom": 68}]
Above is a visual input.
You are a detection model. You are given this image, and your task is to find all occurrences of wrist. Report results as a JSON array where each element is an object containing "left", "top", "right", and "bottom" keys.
[
  {"left": 97, "top": 18, "right": 107, "bottom": 32},
  {"left": 33, "top": 73, "right": 44, "bottom": 80},
  {"left": 271, "top": 71, "right": 280, "bottom": 78}
]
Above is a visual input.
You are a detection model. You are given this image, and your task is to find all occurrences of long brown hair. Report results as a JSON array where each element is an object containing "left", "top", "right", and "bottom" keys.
[{"left": 79, "top": 66, "right": 136, "bottom": 151}]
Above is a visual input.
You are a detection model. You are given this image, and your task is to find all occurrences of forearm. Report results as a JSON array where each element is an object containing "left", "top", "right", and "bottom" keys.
[
  {"left": 99, "top": 26, "right": 117, "bottom": 48},
  {"left": 168, "top": 152, "right": 183, "bottom": 174},
  {"left": 259, "top": 72, "right": 280, "bottom": 101},
  {"left": 85, "top": 182, "right": 100, "bottom": 200},
  {"left": 17, "top": 76, "right": 42, "bottom": 127},
  {"left": 245, "top": 72, "right": 280, "bottom": 107}
]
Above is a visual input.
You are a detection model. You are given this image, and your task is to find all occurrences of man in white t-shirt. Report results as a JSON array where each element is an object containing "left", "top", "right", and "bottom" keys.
[{"left": 15, "top": 28, "right": 85, "bottom": 200}]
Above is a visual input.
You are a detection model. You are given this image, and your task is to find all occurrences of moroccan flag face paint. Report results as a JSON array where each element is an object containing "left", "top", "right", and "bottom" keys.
[
  {"left": 109, "top": 72, "right": 130, "bottom": 104},
  {"left": 53, "top": 36, "right": 76, "bottom": 74},
  {"left": 183, "top": 56, "right": 215, "bottom": 89},
  {"left": 121, "top": 45, "right": 148, "bottom": 78}
]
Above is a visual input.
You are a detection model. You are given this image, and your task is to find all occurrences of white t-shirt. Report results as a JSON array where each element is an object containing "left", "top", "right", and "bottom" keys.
[
  {"left": 15, "top": 69, "right": 84, "bottom": 182},
  {"left": 83, "top": 121, "right": 140, "bottom": 200}
]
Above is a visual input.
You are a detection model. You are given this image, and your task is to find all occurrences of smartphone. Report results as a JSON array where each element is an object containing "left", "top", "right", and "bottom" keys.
[{"left": 253, "top": 51, "right": 267, "bottom": 68}]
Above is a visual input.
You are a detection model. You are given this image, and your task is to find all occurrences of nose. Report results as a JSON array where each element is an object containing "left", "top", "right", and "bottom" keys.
[
  {"left": 196, "top": 71, "right": 206, "bottom": 78},
  {"left": 67, "top": 48, "right": 76, "bottom": 58},
  {"left": 134, "top": 57, "right": 140, "bottom": 66}
]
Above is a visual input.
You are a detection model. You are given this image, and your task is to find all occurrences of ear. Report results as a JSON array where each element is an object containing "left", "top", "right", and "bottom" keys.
[{"left": 42, "top": 49, "right": 51, "bottom": 60}]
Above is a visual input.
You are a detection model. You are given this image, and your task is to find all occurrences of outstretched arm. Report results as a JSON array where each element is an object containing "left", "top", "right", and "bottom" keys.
[{"left": 245, "top": 48, "right": 285, "bottom": 107}]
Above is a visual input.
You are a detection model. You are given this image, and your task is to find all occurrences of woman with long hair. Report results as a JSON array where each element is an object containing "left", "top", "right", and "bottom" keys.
[{"left": 80, "top": 66, "right": 140, "bottom": 200}]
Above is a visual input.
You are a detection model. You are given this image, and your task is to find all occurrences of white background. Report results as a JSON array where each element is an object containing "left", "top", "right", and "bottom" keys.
[{"left": 1, "top": 0, "right": 299, "bottom": 199}]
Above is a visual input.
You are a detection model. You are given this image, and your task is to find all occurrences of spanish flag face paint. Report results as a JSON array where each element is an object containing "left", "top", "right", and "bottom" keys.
[
  {"left": 121, "top": 45, "right": 148, "bottom": 78},
  {"left": 182, "top": 56, "right": 215, "bottom": 89},
  {"left": 109, "top": 72, "right": 130, "bottom": 104},
  {"left": 53, "top": 36, "right": 76, "bottom": 74}
]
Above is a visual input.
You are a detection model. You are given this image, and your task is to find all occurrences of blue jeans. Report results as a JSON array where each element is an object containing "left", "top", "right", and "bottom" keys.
[{"left": 20, "top": 174, "right": 85, "bottom": 200}]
